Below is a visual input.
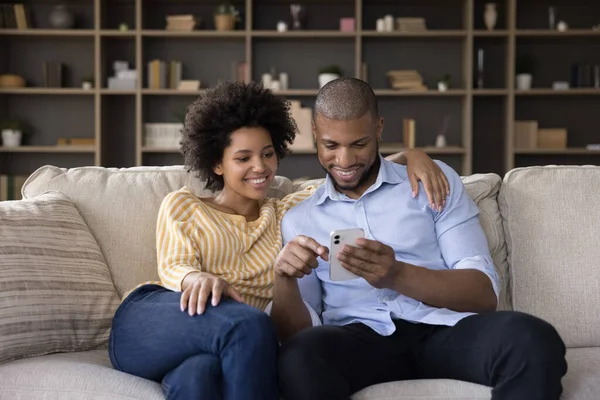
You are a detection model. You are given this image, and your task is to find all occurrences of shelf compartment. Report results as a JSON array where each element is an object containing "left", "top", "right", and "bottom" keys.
[{"left": 0, "top": 146, "right": 95, "bottom": 153}]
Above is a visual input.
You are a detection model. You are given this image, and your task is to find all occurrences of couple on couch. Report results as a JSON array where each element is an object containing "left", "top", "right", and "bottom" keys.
[{"left": 108, "top": 78, "right": 567, "bottom": 400}]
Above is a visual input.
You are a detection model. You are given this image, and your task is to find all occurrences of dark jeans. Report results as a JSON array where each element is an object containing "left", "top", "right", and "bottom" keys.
[
  {"left": 278, "top": 311, "right": 567, "bottom": 400},
  {"left": 108, "top": 284, "right": 279, "bottom": 400}
]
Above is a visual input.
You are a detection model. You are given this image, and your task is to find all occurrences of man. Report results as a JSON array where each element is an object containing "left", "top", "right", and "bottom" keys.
[{"left": 270, "top": 78, "right": 567, "bottom": 400}]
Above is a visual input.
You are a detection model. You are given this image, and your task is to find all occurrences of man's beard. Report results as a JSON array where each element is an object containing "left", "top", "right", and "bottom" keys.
[{"left": 318, "top": 144, "right": 380, "bottom": 192}]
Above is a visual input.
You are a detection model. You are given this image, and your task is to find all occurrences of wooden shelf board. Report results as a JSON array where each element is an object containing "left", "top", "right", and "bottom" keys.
[
  {"left": 100, "top": 89, "right": 137, "bottom": 95},
  {"left": 141, "top": 30, "right": 247, "bottom": 37},
  {"left": 515, "top": 89, "right": 600, "bottom": 96},
  {"left": 142, "top": 147, "right": 181, "bottom": 153},
  {"left": 100, "top": 30, "right": 136, "bottom": 37},
  {"left": 0, "top": 29, "right": 95, "bottom": 36},
  {"left": 473, "top": 89, "right": 509, "bottom": 96},
  {"left": 142, "top": 89, "right": 204, "bottom": 95},
  {"left": 379, "top": 145, "right": 466, "bottom": 155},
  {"left": 362, "top": 30, "right": 466, "bottom": 37},
  {"left": 515, "top": 148, "right": 600, "bottom": 155},
  {"left": 253, "top": 30, "right": 355, "bottom": 38},
  {"left": 516, "top": 29, "right": 600, "bottom": 37},
  {"left": 0, "top": 88, "right": 95, "bottom": 95},
  {"left": 276, "top": 89, "right": 319, "bottom": 96},
  {"left": 0, "top": 146, "right": 96, "bottom": 153},
  {"left": 374, "top": 89, "right": 467, "bottom": 96},
  {"left": 473, "top": 30, "right": 509, "bottom": 37}
]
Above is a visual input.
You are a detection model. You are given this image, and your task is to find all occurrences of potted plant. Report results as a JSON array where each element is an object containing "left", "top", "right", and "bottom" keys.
[
  {"left": 82, "top": 75, "right": 94, "bottom": 90},
  {"left": 318, "top": 65, "right": 342, "bottom": 88},
  {"left": 437, "top": 73, "right": 451, "bottom": 92},
  {"left": 516, "top": 55, "right": 534, "bottom": 90},
  {"left": 1, "top": 119, "right": 25, "bottom": 147},
  {"left": 214, "top": 2, "right": 239, "bottom": 31}
]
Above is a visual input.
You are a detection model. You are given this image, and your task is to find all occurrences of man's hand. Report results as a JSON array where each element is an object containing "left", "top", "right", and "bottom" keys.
[
  {"left": 336, "top": 237, "right": 402, "bottom": 289},
  {"left": 274, "top": 235, "right": 329, "bottom": 279},
  {"left": 180, "top": 272, "right": 244, "bottom": 316}
]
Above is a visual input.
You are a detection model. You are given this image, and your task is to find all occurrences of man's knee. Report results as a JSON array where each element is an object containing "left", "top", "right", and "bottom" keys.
[
  {"left": 278, "top": 325, "right": 341, "bottom": 378},
  {"left": 499, "top": 311, "right": 566, "bottom": 362}
]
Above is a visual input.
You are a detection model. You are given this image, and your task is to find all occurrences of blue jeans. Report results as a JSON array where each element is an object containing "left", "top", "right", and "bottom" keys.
[{"left": 108, "top": 284, "right": 279, "bottom": 400}]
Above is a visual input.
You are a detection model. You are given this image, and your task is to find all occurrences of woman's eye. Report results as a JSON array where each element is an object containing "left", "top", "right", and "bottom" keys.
[
  {"left": 263, "top": 152, "right": 275, "bottom": 158},
  {"left": 236, "top": 157, "right": 249, "bottom": 162}
]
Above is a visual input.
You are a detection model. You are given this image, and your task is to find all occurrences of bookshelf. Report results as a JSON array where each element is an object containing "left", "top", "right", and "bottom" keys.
[{"left": 1, "top": 0, "right": 600, "bottom": 180}]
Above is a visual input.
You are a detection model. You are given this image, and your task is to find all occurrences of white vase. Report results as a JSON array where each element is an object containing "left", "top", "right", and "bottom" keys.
[
  {"left": 318, "top": 73, "right": 339, "bottom": 88},
  {"left": 484, "top": 3, "right": 497, "bottom": 31},
  {"left": 2, "top": 129, "right": 22, "bottom": 147},
  {"left": 437, "top": 81, "right": 448, "bottom": 92},
  {"left": 516, "top": 73, "right": 533, "bottom": 90}
]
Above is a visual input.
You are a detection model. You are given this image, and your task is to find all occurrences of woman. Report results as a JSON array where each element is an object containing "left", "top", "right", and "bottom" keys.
[{"left": 108, "top": 81, "right": 449, "bottom": 400}]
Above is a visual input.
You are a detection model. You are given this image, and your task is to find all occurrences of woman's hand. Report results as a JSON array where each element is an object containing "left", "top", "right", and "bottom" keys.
[
  {"left": 180, "top": 272, "right": 244, "bottom": 315},
  {"left": 386, "top": 149, "right": 450, "bottom": 210},
  {"left": 404, "top": 149, "right": 450, "bottom": 210}
]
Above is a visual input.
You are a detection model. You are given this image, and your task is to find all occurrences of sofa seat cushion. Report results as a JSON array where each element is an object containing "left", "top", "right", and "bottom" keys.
[
  {"left": 499, "top": 165, "right": 600, "bottom": 348},
  {"left": 0, "top": 350, "right": 162, "bottom": 400},
  {"left": 352, "top": 379, "right": 491, "bottom": 400},
  {"left": 22, "top": 165, "right": 294, "bottom": 298},
  {"left": 1, "top": 347, "right": 596, "bottom": 399}
]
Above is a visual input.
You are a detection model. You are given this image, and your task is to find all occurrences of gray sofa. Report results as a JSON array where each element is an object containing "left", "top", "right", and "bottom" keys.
[{"left": 0, "top": 164, "right": 598, "bottom": 400}]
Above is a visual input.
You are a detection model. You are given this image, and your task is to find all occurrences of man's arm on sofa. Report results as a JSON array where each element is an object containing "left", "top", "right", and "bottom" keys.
[
  {"left": 393, "top": 165, "right": 499, "bottom": 312},
  {"left": 337, "top": 163, "right": 498, "bottom": 313}
]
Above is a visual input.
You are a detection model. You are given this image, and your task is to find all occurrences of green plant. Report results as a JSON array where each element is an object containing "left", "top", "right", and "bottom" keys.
[
  {"left": 438, "top": 73, "right": 451, "bottom": 84},
  {"left": 516, "top": 55, "right": 534, "bottom": 75},
  {"left": 174, "top": 108, "right": 187, "bottom": 124},
  {"left": 82, "top": 74, "right": 95, "bottom": 84},
  {"left": 0, "top": 119, "right": 24, "bottom": 131},
  {"left": 214, "top": 2, "right": 239, "bottom": 16},
  {"left": 319, "top": 65, "right": 342, "bottom": 76}
]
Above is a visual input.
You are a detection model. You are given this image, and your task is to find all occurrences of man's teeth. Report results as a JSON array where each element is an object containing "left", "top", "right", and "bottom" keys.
[
  {"left": 247, "top": 178, "right": 266, "bottom": 184},
  {"left": 337, "top": 170, "right": 356, "bottom": 176}
]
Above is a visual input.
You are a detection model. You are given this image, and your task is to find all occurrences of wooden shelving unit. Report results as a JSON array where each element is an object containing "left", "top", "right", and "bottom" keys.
[{"left": 1, "top": 0, "right": 600, "bottom": 179}]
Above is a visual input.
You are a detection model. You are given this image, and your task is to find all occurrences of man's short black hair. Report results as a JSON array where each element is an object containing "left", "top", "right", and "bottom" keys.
[
  {"left": 180, "top": 81, "right": 297, "bottom": 191},
  {"left": 314, "top": 77, "right": 379, "bottom": 121}
]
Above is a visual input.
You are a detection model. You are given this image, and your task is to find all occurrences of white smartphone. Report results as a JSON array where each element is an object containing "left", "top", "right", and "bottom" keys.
[{"left": 329, "top": 228, "right": 364, "bottom": 281}]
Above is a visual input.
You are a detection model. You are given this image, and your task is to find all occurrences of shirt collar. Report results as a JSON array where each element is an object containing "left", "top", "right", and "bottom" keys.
[{"left": 315, "top": 154, "right": 405, "bottom": 206}]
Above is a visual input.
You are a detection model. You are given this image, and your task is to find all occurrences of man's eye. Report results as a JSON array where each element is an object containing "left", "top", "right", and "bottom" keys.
[{"left": 354, "top": 143, "right": 367, "bottom": 148}]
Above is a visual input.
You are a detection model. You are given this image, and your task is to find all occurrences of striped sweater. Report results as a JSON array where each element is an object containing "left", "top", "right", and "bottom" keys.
[{"left": 124, "top": 186, "right": 315, "bottom": 310}]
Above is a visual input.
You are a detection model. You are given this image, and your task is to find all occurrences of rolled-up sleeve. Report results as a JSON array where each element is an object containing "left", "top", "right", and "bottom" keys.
[{"left": 434, "top": 164, "right": 500, "bottom": 302}]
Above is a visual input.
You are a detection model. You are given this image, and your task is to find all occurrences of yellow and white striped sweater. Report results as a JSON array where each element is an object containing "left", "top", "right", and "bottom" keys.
[{"left": 124, "top": 186, "right": 314, "bottom": 310}]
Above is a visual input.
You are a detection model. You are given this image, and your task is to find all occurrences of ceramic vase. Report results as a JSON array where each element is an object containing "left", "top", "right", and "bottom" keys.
[
  {"left": 318, "top": 73, "right": 339, "bottom": 88},
  {"left": 49, "top": 5, "right": 74, "bottom": 29},
  {"left": 2, "top": 129, "right": 22, "bottom": 147},
  {"left": 484, "top": 3, "right": 497, "bottom": 31}
]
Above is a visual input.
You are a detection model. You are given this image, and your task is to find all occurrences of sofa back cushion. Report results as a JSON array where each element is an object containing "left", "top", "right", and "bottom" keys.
[
  {"left": 294, "top": 173, "right": 510, "bottom": 311},
  {"left": 22, "top": 165, "right": 293, "bottom": 298},
  {"left": 499, "top": 165, "right": 600, "bottom": 348}
]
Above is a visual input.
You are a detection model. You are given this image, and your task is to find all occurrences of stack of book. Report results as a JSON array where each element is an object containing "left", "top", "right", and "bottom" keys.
[
  {"left": 166, "top": 15, "right": 197, "bottom": 31},
  {"left": 43, "top": 61, "right": 64, "bottom": 88},
  {"left": 0, "top": 3, "right": 31, "bottom": 29},
  {"left": 147, "top": 60, "right": 183, "bottom": 89},
  {"left": 0, "top": 175, "right": 28, "bottom": 201},
  {"left": 386, "top": 70, "right": 427, "bottom": 91},
  {"left": 396, "top": 18, "right": 427, "bottom": 32}
]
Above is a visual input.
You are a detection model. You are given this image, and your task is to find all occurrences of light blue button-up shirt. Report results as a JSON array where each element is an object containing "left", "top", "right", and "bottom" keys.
[{"left": 281, "top": 156, "right": 500, "bottom": 336}]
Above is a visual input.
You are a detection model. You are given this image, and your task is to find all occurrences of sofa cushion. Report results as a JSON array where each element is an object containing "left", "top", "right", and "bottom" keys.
[
  {"left": 295, "top": 173, "right": 510, "bottom": 311},
  {"left": 0, "top": 192, "right": 120, "bottom": 364},
  {"left": 0, "top": 350, "right": 162, "bottom": 400},
  {"left": 21, "top": 165, "right": 294, "bottom": 298},
  {"left": 499, "top": 165, "right": 600, "bottom": 348}
]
